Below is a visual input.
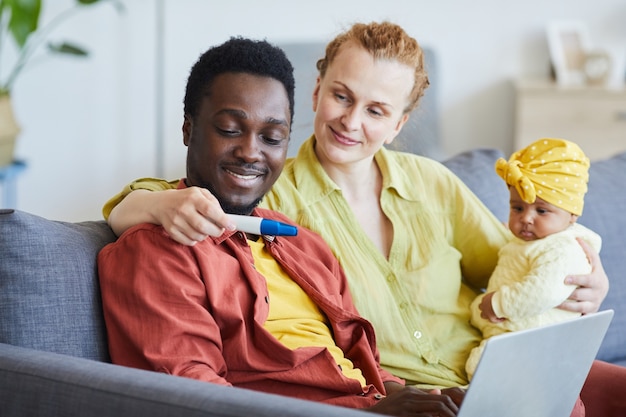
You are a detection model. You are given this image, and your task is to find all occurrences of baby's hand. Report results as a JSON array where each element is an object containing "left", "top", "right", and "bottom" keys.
[{"left": 479, "top": 292, "right": 506, "bottom": 323}]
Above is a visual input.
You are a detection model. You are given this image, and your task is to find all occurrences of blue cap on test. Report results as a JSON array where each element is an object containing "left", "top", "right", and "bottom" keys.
[{"left": 259, "top": 219, "right": 298, "bottom": 236}]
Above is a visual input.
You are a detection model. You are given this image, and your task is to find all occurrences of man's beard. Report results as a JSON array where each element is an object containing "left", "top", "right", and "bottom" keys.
[
  {"left": 220, "top": 198, "right": 263, "bottom": 215},
  {"left": 203, "top": 182, "right": 262, "bottom": 215}
]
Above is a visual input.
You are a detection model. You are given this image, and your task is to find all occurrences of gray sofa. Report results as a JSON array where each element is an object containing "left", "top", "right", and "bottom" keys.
[{"left": 1, "top": 148, "right": 624, "bottom": 416}]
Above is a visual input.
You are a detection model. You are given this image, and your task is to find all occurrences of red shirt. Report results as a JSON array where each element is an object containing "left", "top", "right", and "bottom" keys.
[{"left": 98, "top": 199, "right": 402, "bottom": 409}]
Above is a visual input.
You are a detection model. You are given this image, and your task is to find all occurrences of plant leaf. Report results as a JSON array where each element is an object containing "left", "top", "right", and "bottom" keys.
[
  {"left": 47, "top": 42, "right": 89, "bottom": 56},
  {"left": 5, "top": 0, "right": 42, "bottom": 48}
]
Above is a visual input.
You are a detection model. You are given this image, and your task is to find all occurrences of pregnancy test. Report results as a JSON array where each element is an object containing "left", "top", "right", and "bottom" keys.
[{"left": 227, "top": 214, "right": 298, "bottom": 236}]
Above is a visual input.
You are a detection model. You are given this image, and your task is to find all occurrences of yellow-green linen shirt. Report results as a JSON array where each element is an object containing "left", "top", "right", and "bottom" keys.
[{"left": 103, "top": 136, "right": 511, "bottom": 387}]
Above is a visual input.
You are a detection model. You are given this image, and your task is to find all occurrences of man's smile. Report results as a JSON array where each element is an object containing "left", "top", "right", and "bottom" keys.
[{"left": 226, "top": 169, "right": 262, "bottom": 180}]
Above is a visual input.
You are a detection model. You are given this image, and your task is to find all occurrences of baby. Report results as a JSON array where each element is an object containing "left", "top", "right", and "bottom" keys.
[{"left": 465, "top": 138, "right": 602, "bottom": 380}]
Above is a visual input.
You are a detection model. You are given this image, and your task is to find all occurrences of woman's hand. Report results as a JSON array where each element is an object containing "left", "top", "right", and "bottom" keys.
[
  {"left": 559, "top": 237, "right": 609, "bottom": 314},
  {"left": 108, "top": 187, "right": 234, "bottom": 245},
  {"left": 152, "top": 187, "right": 236, "bottom": 245}
]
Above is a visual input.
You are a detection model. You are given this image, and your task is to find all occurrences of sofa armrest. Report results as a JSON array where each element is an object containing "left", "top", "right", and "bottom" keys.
[{"left": 0, "top": 343, "right": 374, "bottom": 417}]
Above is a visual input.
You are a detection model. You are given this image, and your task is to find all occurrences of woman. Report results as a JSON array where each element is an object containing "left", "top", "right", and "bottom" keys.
[{"left": 103, "top": 22, "right": 621, "bottom": 415}]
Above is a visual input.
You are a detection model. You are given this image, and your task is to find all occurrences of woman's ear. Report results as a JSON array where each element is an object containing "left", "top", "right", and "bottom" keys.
[
  {"left": 312, "top": 76, "right": 321, "bottom": 112},
  {"left": 384, "top": 112, "right": 411, "bottom": 145}
]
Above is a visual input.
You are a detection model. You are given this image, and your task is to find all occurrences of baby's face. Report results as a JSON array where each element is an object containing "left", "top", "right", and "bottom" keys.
[{"left": 507, "top": 187, "right": 578, "bottom": 241}]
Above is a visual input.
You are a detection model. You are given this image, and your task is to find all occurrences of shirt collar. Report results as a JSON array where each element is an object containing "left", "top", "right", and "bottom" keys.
[
  {"left": 292, "top": 135, "right": 340, "bottom": 205},
  {"left": 375, "top": 146, "right": 423, "bottom": 202},
  {"left": 291, "top": 137, "right": 423, "bottom": 204}
]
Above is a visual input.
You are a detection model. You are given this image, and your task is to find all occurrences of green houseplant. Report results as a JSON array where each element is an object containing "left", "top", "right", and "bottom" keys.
[{"left": 0, "top": 0, "right": 122, "bottom": 166}]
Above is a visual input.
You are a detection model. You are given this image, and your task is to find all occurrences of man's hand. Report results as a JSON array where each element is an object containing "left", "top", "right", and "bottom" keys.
[
  {"left": 559, "top": 237, "right": 609, "bottom": 314},
  {"left": 440, "top": 387, "right": 465, "bottom": 408},
  {"left": 367, "top": 385, "right": 460, "bottom": 416}
]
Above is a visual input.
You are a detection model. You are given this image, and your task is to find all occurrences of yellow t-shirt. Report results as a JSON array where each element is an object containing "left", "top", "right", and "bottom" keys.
[
  {"left": 248, "top": 237, "right": 366, "bottom": 386},
  {"left": 102, "top": 136, "right": 511, "bottom": 388}
]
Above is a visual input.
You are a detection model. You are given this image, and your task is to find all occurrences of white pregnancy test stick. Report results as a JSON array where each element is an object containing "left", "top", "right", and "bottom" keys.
[{"left": 227, "top": 214, "right": 298, "bottom": 236}]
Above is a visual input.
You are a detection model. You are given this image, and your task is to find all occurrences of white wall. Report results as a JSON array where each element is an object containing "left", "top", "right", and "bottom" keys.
[{"left": 6, "top": 0, "right": 626, "bottom": 221}]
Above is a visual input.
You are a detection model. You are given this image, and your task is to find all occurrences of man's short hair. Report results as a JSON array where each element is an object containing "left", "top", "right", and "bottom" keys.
[{"left": 184, "top": 37, "right": 295, "bottom": 126}]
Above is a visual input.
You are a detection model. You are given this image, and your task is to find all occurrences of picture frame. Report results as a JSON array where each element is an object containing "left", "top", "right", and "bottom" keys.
[{"left": 546, "top": 21, "right": 590, "bottom": 86}]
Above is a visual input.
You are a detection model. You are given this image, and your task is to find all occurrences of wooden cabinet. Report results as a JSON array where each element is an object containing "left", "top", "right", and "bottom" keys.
[{"left": 514, "top": 79, "right": 626, "bottom": 160}]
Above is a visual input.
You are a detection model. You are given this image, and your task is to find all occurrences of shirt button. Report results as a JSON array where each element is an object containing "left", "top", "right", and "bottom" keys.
[
  {"left": 374, "top": 393, "right": 384, "bottom": 400},
  {"left": 413, "top": 330, "right": 422, "bottom": 339}
]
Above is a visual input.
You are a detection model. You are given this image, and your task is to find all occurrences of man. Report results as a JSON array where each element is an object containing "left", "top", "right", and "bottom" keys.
[{"left": 98, "top": 37, "right": 460, "bottom": 416}]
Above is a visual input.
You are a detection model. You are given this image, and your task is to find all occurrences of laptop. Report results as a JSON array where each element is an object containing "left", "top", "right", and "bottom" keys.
[{"left": 457, "top": 309, "right": 614, "bottom": 417}]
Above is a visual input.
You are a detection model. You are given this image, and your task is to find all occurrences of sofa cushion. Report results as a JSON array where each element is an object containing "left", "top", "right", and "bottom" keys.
[
  {"left": 0, "top": 209, "right": 116, "bottom": 361},
  {"left": 442, "top": 147, "right": 509, "bottom": 222},
  {"left": 579, "top": 151, "right": 626, "bottom": 366}
]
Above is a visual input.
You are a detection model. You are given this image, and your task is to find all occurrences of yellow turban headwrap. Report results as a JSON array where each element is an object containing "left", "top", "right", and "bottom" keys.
[{"left": 495, "top": 138, "right": 590, "bottom": 216}]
